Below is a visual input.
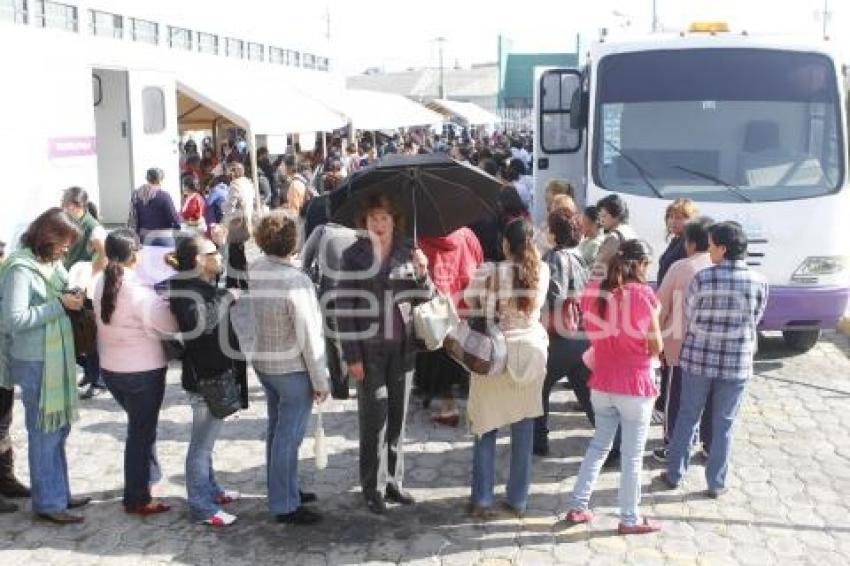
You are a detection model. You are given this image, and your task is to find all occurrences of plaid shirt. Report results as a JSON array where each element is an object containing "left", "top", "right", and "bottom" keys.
[{"left": 679, "top": 260, "right": 768, "bottom": 380}]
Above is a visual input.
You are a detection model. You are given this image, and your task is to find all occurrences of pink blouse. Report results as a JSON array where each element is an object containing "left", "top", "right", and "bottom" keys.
[{"left": 580, "top": 282, "right": 659, "bottom": 398}]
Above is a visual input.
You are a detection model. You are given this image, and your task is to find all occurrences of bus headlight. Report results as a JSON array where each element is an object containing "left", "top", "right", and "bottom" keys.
[{"left": 791, "top": 256, "right": 849, "bottom": 282}]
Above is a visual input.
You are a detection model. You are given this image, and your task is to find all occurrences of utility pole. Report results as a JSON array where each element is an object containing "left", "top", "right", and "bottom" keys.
[
  {"left": 820, "top": 0, "right": 831, "bottom": 38},
  {"left": 436, "top": 36, "right": 446, "bottom": 100},
  {"left": 325, "top": 5, "right": 331, "bottom": 40},
  {"left": 651, "top": 0, "right": 659, "bottom": 33}
]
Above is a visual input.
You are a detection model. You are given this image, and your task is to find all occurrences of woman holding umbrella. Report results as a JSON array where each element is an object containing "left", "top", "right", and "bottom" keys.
[{"left": 337, "top": 194, "right": 435, "bottom": 515}]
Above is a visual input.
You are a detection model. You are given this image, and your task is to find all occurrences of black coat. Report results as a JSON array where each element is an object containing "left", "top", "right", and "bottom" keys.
[
  {"left": 165, "top": 276, "right": 248, "bottom": 409},
  {"left": 337, "top": 237, "right": 435, "bottom": 369},
  {"left": 658, "top": 237, "right": 687, "bottom": 285}
]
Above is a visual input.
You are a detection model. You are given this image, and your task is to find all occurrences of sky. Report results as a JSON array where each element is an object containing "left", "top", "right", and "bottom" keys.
[{"left": 93, "top": 0, "right": 850, "bottom": 75}]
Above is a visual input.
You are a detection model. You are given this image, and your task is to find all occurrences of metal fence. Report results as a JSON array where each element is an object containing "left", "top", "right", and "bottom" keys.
[{"left": 499, "top": 107, "right": 534, "bottom": 132}]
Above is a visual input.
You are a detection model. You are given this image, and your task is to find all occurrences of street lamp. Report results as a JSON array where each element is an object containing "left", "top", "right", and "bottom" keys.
[{"left": 434, "top": 36, "right": 446, "bottom": 99}]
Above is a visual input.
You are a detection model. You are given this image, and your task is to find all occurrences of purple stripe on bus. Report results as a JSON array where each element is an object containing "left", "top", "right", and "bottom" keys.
[{"left": 759, "top": 286, "right": 850, "bottom": 331}]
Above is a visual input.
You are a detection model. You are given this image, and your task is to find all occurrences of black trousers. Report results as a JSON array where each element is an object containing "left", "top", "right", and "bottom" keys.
[
  {"left": 225, "top": 243, "right": 248, "bottom": 290},
  {"left": 103, "top": 368, "right": 166, "bottom": 508},
  {"left": 356, "top": 346, "right": 410, "bottom": 494},
  {"left": 413, "top": 348, "right": 468, "bottom": 401},
  {"left": 0, "top": 387, "right": 14, "bottom": 478},
  {"left": 534, "top": 335, "right": 593, "bottom": 446}
]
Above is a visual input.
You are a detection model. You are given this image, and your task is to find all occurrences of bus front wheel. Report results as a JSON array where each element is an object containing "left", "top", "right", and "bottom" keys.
[{"left": 782, "top": 329, "right": 821, "bottom": 353}]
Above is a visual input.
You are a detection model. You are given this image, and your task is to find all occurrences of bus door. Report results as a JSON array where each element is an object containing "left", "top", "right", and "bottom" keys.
[
  {"left": 532, "top": 67, "right": 586, "bottom": 224},
  {"left": 128, "top": 70, "right": 180, "bottom": 212}
]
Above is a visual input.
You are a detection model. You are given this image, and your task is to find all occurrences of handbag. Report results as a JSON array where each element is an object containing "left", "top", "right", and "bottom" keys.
[
  {"left": 196, "top": 367, "right": 242, "bottom": 419},
  {"left": 413, "top": 294, "right": 459, "bottom": 351},
  {"left": 444, "top": 269, "right": 507, "bottom": 376},
  {"left": 65, "top": 299, "right": 97, "bottom": 356}
]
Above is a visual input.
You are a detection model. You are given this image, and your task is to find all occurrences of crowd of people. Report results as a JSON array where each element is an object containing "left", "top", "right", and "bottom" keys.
[{"left": 0, "top": 130, "right": 767, "bottom": 536}]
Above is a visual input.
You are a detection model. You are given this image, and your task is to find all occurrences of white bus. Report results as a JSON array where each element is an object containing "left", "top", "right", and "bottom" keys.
[{"left": 533, "top": 23, "right": 850, "bottom": 352}]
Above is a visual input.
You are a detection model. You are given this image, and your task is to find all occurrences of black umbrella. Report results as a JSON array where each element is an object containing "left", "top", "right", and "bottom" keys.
[{"left": 328, "top": 153, "right": 502, "bottom": 239}]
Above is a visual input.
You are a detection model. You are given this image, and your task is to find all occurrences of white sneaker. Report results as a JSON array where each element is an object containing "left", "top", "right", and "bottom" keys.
[{"left": 201, "top": 510, "right": 237, "bottom": 527}]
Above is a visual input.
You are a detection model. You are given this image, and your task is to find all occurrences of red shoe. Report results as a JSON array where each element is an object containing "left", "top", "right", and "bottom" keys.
[
  {"left": 215, "top": 490, "right": 241, "bottom": 505},
  {"left": 618, "top": 518, "right": 662, "bottom": 535},
  {"left": 125, "top": 501, "right": 171, "bottom": 516},
  {"left": 563, "top": 509, "right": 593, "bottom": 524}
]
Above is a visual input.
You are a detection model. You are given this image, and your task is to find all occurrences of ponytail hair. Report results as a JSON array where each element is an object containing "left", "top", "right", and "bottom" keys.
[
  {"left": 164, "top": 235, "right": 203, "bottom": 272},
  {"left": 100, "top": 229, "right": 140, "bottom": 324},
  {"left": 502, "top": 218, "right": 540, "bottom": 314},
  {"left": 597, "top": 239, "right": 653, "bottom": 318}
]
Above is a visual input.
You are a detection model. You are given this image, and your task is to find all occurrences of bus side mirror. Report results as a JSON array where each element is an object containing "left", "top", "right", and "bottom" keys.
[{"left": 570, "top": 89, "right": 588, "bottom": 130}]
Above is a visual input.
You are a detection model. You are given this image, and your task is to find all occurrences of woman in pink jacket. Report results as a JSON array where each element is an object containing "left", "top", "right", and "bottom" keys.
[{"left": 93, "top": 229, "right": 178, "bottom": 516}]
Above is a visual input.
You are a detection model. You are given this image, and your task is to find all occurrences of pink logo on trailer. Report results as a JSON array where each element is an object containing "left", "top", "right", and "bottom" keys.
[{"left": 48, "top": 137, "right": 97, "bottom": 159}]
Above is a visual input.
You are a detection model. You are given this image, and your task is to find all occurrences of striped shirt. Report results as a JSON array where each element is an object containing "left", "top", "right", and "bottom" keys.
[{"left": 679, "top": 260, "right": 768, "bottom": 380}]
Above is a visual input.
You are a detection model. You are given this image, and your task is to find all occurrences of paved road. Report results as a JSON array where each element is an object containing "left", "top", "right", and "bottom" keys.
[{"left": 1, "top": 332, "right": 850, "bottom": 565}]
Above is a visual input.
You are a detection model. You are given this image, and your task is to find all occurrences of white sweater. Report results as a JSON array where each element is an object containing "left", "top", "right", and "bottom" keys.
[{"left": 463, "top": 261, "right": 550, "bottom": 436}]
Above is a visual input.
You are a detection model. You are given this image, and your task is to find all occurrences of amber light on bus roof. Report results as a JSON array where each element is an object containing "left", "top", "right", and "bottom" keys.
[{"left": 688, "top": 22, "right": 730, "bottom": 33}]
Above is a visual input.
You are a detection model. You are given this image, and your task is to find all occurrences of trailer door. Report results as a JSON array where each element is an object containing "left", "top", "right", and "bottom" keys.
[
  {"left": 128, "top": 71, "right": 180, "bottom": 211},
  {"left": 532, "top": 67, "right": 585, "bottom": 224}
]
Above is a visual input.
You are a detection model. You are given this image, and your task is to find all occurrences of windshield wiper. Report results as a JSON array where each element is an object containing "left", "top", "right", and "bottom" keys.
[
  {"left": 604, "top": 140, "right": 664, "bottom": 198},
  {"left": 671, "top": 165, "right": 753, "bottom": 203}
]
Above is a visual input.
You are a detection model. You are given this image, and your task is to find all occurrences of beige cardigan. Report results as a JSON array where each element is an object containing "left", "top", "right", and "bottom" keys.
[{"left": 463, "top": 261, "right": 550, "bottom": 436}]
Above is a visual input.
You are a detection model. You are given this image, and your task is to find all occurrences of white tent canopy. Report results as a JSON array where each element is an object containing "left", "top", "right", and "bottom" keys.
[
  {"left": 426, "top": 99, "right": 501, "bottom": 126},
  {"left": 317, "top": 88, "right": 444, "bottom": 131},
  {"left": 177, "top": 72, "right": 346, "bottom": 135}
]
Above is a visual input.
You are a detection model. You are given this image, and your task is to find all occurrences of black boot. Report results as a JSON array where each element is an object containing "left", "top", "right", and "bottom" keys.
[{"left": 0, "top": 449, "right": 30, "bottom": 498}]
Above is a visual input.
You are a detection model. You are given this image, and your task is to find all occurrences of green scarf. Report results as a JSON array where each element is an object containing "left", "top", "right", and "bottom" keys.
[{"left": 0, "top": 249, "right": 79, "bottom": 431}]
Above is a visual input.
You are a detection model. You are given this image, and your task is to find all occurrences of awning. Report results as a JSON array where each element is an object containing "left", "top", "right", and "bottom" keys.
[
  {"left": 425, "top": 99, "right": 501, "bottom": 126},
  {"left": 316, "top": 89, "right": 444, "bottom": 131},
  {"left": 176, "top": 72, "right": 346, "bottom": 135}
]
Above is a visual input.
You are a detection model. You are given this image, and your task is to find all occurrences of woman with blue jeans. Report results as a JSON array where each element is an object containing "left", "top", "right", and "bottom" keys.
[
  {"left": 564, "top": 239, "right": 663, "bottom": 535},
  {"left": 166, "top": 234, "right": 248, "bottom": 526},
  {"left": 0, "top": 208, "right": 90, "bottom": 523},
  {"left": 463, "top": 219, "right": 550, "bottom": 518},
  {"left": 248, "top": 211, "right": 329, "bottom": 525},
  {"left": 93, "top": 230, "right": 178, "bottom": 516}
]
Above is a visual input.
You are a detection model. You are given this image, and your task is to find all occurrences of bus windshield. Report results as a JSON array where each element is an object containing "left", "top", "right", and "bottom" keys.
[{"left": 593, "top": 48, "right": 843, "bottom": 202}]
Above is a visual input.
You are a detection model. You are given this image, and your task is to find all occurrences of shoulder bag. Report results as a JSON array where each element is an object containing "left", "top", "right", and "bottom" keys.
[
  {"left": 195, "top": 365, "right": 242, "bottom": 419},
  {"left": 444, "top": 267, "right": 507, "bottom": 376}
]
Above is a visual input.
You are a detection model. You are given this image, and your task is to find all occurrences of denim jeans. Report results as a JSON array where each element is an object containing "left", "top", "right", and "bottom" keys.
[
  {"left": 568, "top": 390, "right": 654, "bottom": 527},
  {"left": 258, "top": 371, "right": 313, "bottom": 515},
  {"left": 12, "top": 359, "right": 72, "bottom": 513},
  {"left": 666, "top": 372, "right": 748, "bottom": 491},
  {"left": 186, "top": 393, "right": 224, "bottom": 521},
  {"left": 471, "top": 418, "right": 534, "bottom": 511},
  {"left": 663, "top": 365, "right": 713, "bottom": 448},
  {"left": 102, "top": 368, "right": 166, "bottom": 508}
]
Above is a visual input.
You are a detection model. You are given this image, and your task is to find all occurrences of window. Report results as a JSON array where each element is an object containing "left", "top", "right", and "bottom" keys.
[
  {"left": 197, "top": 31, "right": 218, "bottom": 54},
  {"left": 539, "top": 69, "right": 582, "bottom": 154},
  {"left": 0, "top": 0, "right": 28, "bottom": 24},
  {"left": 89, "top": 9, "right": 122, "bottom": 39},
  {"left": 593, "top": 49, "right": 843, "bottom": 203},
  {"left": 302, "top": 53, "right": 316, "bottom": 70},
  {"left": 142, "top": 87, "right": 166, "bottom": 134},
  {"left": 35, "top": 1, "right": 77, "bottom": 32},
  {"left": 316, "top": 56, "right": 329, "bottom": 72},
  {"left": 247, "top": 42, "right": 264, "bottom": 62},
  {"left": 130, "top": 17, "right": 158, "bottom": 45},
  {"left": 291, "top": 51, "right": 300, "bottom": 68},
  {"left": 269, "top": 46, "right": 286, "bottom": 65},
  {"left": 168, "top": 25, "right": 192, "bottom": 50},
  {"left": 225, "top": 37, "right": 244, "bottom": 59}
]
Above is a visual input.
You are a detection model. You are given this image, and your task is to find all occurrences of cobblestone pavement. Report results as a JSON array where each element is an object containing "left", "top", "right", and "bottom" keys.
[{"left": 2, "top": 332, "right": 850, "bottom": 565}]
